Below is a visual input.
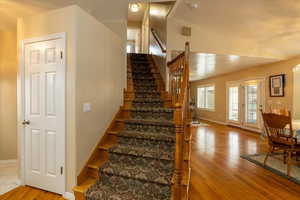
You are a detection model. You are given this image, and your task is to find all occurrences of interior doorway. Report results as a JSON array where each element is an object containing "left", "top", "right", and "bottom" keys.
[
  {"left": 226, "top": 78, "right": 265, "bottom": 132},
  {"left": 19, "top": 33, "right": 66, "bottom": 195}
]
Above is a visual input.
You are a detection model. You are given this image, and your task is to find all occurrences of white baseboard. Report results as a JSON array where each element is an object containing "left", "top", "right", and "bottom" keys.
[
  {"left": 198, "top": 117, "right": 227, "bottom": 125},
  {"left": 0, "top": 160, "right": 17, "bottom": 164},
  {"left": 199, "top": 117, "right": 263, "bottom": 134},
  {"left": 63, "top": 192, "right": 75, "bottom": 200},
  {"left": 227, "top": 123, "right": 262, "bottom": 134}
]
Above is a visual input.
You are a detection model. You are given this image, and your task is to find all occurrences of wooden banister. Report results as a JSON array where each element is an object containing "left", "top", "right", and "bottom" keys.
[
  {"left": 151, "top": 28, "right": 167, "bottom": 53},
  {"left": 168, "top": 42, "right": 191, "bottom": 199}
]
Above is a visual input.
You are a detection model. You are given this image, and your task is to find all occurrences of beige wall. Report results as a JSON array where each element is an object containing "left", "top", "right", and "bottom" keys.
[
  {"left": 141, "top": 5, "right": 150, "bottom": 54},
  {"left": 191, "top": 57, "right": 300, "bottom": 123},
  {"left": 75, "top": 6, "right": 125, "bottom": 174},
  {"left": 149, "top": 3, "right": 170, "bottom": 83},
  {"left": 18, "top": 5, "right": 125, "bottom": 192},
  {"left": 128, "top": 21, "right": 142, "bottom": 53},
  {"left": 294, "top": 66, "right": 300, "bottom": 120},
  {"left": 0, "top": 31, "right": 17, "bottom": 160}
]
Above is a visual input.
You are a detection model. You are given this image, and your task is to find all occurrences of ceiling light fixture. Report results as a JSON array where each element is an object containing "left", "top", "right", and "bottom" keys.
[
  {"left": 185, "top": 0, "right": 199, "bottom": 9},
  {"left": 130, "top": 3, "right": 140, "bottom": 12}
]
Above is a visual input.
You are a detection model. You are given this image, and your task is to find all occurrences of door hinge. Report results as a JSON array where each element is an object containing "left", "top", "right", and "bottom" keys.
[
  {"left": 60, "top": 51, "right": 63, "bottom": 59},
  {"left": 60, "top": 166, "right": 63, "bottom": 175}
]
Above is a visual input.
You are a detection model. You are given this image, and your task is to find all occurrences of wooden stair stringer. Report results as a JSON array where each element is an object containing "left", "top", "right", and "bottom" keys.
[{"left": 73, "top": 108, "right": 124, "bottom": 200}]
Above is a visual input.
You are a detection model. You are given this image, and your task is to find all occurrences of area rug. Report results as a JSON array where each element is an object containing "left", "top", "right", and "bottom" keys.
[
  {"left": 241, "top": 153, "right": 300, "bottom": 185},
  {"left": 0, "top": 162, "right": 20, "bottom": 195}
]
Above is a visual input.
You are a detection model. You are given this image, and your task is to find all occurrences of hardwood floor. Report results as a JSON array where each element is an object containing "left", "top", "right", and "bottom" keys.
[
  {"left": 189, "top": 122, "right": 300, "bottom": 200},
  {"left": 0, "top": 186, "right": 65, "bottom": 200},
  {"left": 2, "top": 122, "right": 300, "bottom": 200}
]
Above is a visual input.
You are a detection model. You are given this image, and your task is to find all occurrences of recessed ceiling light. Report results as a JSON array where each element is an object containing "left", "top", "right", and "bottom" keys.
[
  {"left": 130, "top": 3, "right": 140, "bottom": 12},
  {"left": 185, "top": 0, "right": 199, "bottom": 9}
]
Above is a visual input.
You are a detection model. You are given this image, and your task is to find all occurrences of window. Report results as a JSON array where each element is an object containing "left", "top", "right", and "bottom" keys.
[
  {"left": 246, "top": 84, "right": 258, "bottom": 124},
  {"left": 197, "top": 85, "right": 215, "bottom": 110},
  {"left": 228, "top": 86, "right": 239, "bottom": 121}
]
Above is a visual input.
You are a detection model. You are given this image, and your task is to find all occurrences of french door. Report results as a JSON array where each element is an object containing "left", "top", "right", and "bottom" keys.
[{"left": 227, "top": 79, "right": 265, "bottom": 131}]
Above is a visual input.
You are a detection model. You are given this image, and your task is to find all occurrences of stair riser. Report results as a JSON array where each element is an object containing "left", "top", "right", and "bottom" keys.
[
  {"left": 135, "top": 93, "right": 161, "bottom": 99},
  {"left": 122, "top": 109, "right": 173, "bottom": 121},
  {"left": 117, "top": 137, "right": 175, "bottom": 150},
  {"left": 124, "top": 100, "right": 166, "bottom": 109},
  {"left": 131, "top": 68, "right": 152, "bottom": 73},
  {"left": 87, "top": 168, "right": 99, "bottom": 179},
  {"left": 132, "top": 73, "right": 153, "bottom": 77},
  {"left": 133, "top": 82, "right": 157, "bottom": 87},
  {"left": 74, "top": 191, "right": 86, "bottom": 200},
  {"left": 124, "top": 123, "right": 175, "bottom": 134},
  {"left": 85, "top": 173, "right": 172, "bottom": 200},
  {"left": 131, "top": 111, "right": 173, "bottom": 121},
  {"left": 132, "top": 101, "right": 165, "bottom": 108},
  {"left": 112, "top": 121, "right": 125, "bottom": 131},
  {"left": 134, "top": 86, "right": 158, "bottom": 91},
  {"left": 99, "top": 154, "right": 174, "bottom": 185}
]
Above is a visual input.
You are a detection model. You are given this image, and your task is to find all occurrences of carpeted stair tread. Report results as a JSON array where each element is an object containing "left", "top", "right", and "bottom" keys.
[
  {"left": 131, "top": 61, "right": 150, "bottom": 64},
  {"left": 133, "top": 98, "right": 163, "bottom": 103},
  {"left": 100, "top": 154, "right": 173, "bottom": 185},
  {"left": 134, "top": 91, "right": 160, "bottom": 95},
  {"left": 130, "top": 108, "right": 174, "bottom": 121},
  {"left": 85, "top": 53, "right": 174, "bottom": 200},
  {"left": 108, "top": 143, "right": 174, "bottom": 161},
  {"left": 85, "top": 174, "right": 171, "bottom": 200},
  {"left": 132, "top": 77, "right": 156, "bottom": 80},
  {"left": 125, "top": 118, "right": 174, "bottom": 126},
  {"left": 118, "top": 130, "right": 175, "bottom": 143},
  {"left": 130, "top": 107, "right": 173, "bottom": 112}
]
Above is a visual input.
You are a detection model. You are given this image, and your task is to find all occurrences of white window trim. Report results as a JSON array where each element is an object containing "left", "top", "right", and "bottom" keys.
[{"left": 197, "top": 84, "right": 215, "bottom": 112}]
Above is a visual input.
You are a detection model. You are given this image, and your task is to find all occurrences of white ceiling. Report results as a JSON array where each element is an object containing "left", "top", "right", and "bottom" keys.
[
  {"left": 189, "top": 52, "right": 281, "bottom": 81},
  {"left": 171, "top": 0, "right": 300, "bottom": 59},
  {"left": 128, "top": 3, "right": 147, "bottom": 22},
  {"left": 0, "top": 0, "right": 128, "bottom": 31},
  {"left": 168, "top": 0, "right": 300, "bottom": 80}
]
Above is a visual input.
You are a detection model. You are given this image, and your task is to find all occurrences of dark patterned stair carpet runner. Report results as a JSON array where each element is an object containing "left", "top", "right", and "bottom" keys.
[{"left": 85, "top": 54, "right": 175, "bottom": 200}]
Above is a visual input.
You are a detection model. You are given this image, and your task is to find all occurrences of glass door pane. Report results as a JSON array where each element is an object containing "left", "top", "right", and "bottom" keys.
[
  {"left": 245, "top": 84, "right": 258, "bottom": 124},
  {"left": 228, "top": 87, "right": 239, "bottom": 121},
  {"left": 205, "top": 86, "right": 215, "bottom": 110}
]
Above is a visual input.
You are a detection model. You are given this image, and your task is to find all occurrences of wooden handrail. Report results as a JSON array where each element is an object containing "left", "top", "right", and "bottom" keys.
[
  {"left": 168, "top": 42, "right": 191, "bottom": 199},
  {"left": 150, "top": 28, "right": 167, "bottom": 53},
  {"left": 167, "top": 52, "right": 184, "bottom": 66}
]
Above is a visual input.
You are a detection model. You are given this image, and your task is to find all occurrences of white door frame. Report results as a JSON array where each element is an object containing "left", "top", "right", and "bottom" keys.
[
  {"left": 17, "top": 32, "right": 66, "bottom": 194},
  {"left": 226, "top": 77, "right": 266, "bottom": 133}
]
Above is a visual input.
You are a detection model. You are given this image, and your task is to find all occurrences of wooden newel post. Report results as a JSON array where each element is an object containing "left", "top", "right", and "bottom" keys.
[{"left": 174, "top": 103, "right": 184, "bottom": 199}]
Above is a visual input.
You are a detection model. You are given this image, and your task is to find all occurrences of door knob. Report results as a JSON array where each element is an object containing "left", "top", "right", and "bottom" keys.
[{"left": 22, "top": 120, "right": 30, "bottom": 125}]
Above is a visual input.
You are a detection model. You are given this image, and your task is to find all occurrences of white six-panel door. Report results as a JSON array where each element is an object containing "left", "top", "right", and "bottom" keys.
[{"left": 24, "top": 36, "right": 65, "bottom": 194}]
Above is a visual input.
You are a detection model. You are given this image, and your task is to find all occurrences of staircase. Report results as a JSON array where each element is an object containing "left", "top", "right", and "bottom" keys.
[{"left": 73, "top": 44, "right": 191, "bottom": 200}]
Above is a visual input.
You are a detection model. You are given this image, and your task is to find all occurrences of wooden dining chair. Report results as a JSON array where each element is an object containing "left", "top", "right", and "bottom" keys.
[
  {"left": 261, "top": 110, "right": 300, "bottom": 176},
  {"left": 270, "top": 108, "right": 289, "bottom": 117}
]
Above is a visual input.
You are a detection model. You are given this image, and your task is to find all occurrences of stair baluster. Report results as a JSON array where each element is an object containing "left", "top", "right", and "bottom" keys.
[{"left": 167, "top": 42, "right": 191, "bottom": 200}]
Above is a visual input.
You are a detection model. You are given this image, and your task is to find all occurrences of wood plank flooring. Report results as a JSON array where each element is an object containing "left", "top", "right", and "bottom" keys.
[
  {"left": 0, "top": 186, "right": 65, "bottom": 200},
  {"left": 189, "top": 122, "right": 300, "bottom": 200},
  {"left": 2, "top": 122, "right": 300, "bottom": 200}
]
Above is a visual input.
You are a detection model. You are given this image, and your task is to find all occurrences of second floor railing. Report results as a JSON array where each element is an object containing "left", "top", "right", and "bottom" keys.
[{"left": 151, "top": 28, "right": 167, "bottom": 53}]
